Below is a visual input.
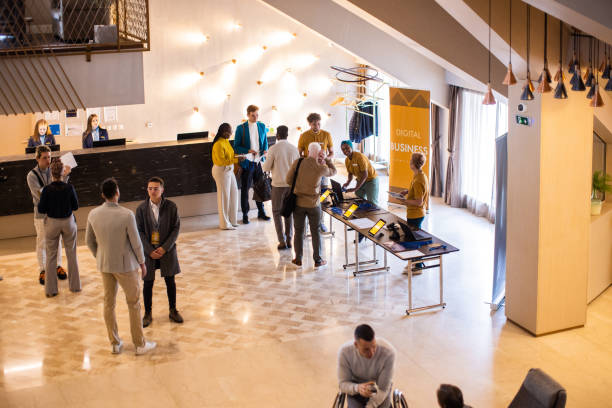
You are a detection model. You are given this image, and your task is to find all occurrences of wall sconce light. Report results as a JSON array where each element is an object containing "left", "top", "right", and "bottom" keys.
[
  {"left": 257, "top": 81, "right": 263, "bottom": 85},
  {"left": 193, "top": 107, "right": 199, "bottom": 113}
]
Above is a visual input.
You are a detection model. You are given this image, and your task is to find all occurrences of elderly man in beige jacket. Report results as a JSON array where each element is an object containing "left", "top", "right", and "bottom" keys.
[{"left": 86, "top": 178, "right": 156, "bottom": 355}]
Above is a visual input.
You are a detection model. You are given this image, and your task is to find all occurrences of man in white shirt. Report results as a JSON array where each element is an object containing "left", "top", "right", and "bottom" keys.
[
  {"left": 234, "top": 105, "right": 270, "bottom": 224},
  {"left": 338, "top": 324, "right": 395, "bottom": 408},
  {"left": 86, "top": 178, "right": 156, "bottom": 355},
  {"left": 262, "top": 125, "right": 300, "bottom": 249}
]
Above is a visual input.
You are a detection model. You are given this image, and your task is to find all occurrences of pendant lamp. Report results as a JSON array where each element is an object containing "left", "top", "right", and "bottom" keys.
[
  {"left": 538, "top": 14, "right": 552, "bottom": 84},
  {"left": 554, "top": 21, "right": 568, "bottom": 99},
  {"left": 521, "top": 5, "right": 534, "bottom": 100},
  {"left": 603, "top": 44, "right": 611, "bottom": 79},
  {"left": 483, "top": 0, "right": 496, "bottom": 104},
  {"left": 599, "top": 41, "right": 605, "bottom": 73},
  {"left": 554, "top": 21, "right": 567, "bottom": 99},
  {"left": 591, "top": 40, "right": 604, "bottom": 107},
  {"left": 584, "top": 38, "right": 595, "bottom": 88},
  {"left": 502, "top": 0, "right": 517, "bottom": 85},
  {"left": 568, "top": 33, "right": 578, "bottom": 73},
  {"left": 571, "top": 33, "right": 586, "bottom": 91}
]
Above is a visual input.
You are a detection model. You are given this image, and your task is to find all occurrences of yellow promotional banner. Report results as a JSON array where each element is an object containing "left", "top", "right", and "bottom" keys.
[{"left": 388, "top": 87, "right": 430, "bottom": 203}]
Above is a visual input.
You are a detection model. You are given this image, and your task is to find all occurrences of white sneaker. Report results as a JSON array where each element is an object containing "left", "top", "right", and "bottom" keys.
[
  {"left": 135, "top": 341, "right": 156, "bottom": 355},
  {"left": 112, "top": 341, "right": 123, "bottom": 354}
]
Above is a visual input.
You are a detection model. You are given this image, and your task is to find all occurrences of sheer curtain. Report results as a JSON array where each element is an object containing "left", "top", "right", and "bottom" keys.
[{"left": 458, "top": 90, "right": 508, "bottom": 221}]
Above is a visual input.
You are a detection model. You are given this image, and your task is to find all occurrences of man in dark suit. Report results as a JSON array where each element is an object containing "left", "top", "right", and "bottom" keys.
[
  {"left": 233, "top": 104, "right": 270, "bottom": 224},
  {"left": 135, "top": 176, "right": 183, "bottom": 327}
]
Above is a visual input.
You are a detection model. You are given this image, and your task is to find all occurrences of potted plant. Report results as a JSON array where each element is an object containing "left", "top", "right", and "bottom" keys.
[{"left": 591, "top": 171, "right": 612, "bottom": 215}]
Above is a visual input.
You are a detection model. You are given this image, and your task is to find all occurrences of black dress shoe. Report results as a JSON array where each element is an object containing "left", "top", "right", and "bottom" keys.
[
  {"left": 242, "top": 216, "right": 250, "bottom": 224},
  {"left": 286, "top": 240, "right": 292, "bottom": 248},
  {"left": 277, "top": 242, "right": 288, "bottom": 250},
  {"left": 258, "top": 213, "right": 271, "bottom": 221},
  {"left": 143, "top": 313, "right": 153, "bottom": 328},
  {"left": 169, "top": 309, "right": 184, "bottom": 323}
]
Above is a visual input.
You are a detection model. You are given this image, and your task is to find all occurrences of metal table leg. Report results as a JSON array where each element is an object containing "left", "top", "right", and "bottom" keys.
[{"left": 406, "top": 255, "right": 447, "bottom": 315}]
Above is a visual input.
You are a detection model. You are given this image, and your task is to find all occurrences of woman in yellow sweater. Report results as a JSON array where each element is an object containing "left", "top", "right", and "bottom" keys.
[
  {"left": 211, "top": 123, "right": 243, "bottom": 230},
  {"left": 400, "top": 152, "right": 429, "bottom": 229}
]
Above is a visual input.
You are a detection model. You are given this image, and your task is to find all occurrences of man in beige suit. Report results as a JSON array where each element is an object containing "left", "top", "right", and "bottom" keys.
[{"left": 86, "top": 178, "right": 156, "bottom": 355}]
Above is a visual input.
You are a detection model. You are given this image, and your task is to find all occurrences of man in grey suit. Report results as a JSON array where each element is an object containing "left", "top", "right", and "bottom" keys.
[{"left": 86, "top": 178, "right": 156, "bottom": 355}]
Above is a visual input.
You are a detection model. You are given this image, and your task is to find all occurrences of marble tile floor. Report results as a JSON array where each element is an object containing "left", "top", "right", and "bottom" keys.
[{"left": 0, "top": 197, "right": 610, "bottom": 407}]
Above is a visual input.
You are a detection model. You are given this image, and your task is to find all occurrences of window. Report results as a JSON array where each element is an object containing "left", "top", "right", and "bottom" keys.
[
  {"left": 593, "top": 132, "right": 607, "bottom": 200},
  {"left": 458, "top": 90, "right": 508, "bottom": 220}
]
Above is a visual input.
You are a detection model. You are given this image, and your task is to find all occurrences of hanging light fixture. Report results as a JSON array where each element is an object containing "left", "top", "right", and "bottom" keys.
[
  {"left": 590, "top": 40, "right": 604, "bottom": 106},
  {"left": 571, "top": 31, "right": 586, "bottom": 91},
  {"left": 554, "top": 20, "right": 568, "bottom": 99},
  {"left": 483, "top": 0, "right": 496, "bottom": 104},
  {"left": 598, "top": 40, "right": 605, "bottom": 72},
  {"left": 521, "top": 5, "right": 534, "bottom": 100},
  {"left": 568, "top": 31, "right": 578, "bottom": 73},
  {"left": 503, "top": 0, "right": 517, "bottom": 85},
  {"left": 602, "top": 44, "right": 611, "bottom": 79},
  {"left": 584, "top": 37, "right": 595, "bottom": 88},
  {"left": 537, "top": 13, "right": 552, "bottom": 93}
]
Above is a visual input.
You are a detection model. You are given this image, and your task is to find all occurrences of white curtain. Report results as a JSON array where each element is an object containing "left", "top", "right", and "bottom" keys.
[{"left": 458, "top": 90, "right": 508, "bottom": 222}]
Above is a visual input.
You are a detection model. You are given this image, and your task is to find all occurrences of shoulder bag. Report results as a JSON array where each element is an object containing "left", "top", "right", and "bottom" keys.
[{"left": 280, "top": 158, "right": 303, "bottom": 217}]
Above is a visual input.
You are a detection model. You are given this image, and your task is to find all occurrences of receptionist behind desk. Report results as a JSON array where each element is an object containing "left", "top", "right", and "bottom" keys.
[
  {"left": 82, "top": 114, "right": 108, "bottom": 148},
  {"left": 27, "top": 119, "right": 57, "bottom": 147}
]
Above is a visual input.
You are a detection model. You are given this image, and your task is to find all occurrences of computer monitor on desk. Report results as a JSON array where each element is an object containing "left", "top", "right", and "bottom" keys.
[
  {"left": 93, "top": 138, "right": 126, "bottom": 148},
  {"left": 26, "top": 144, "right": 60, "bottom": 154},
  {"left": 177, "top": 131, "right": 209, "bottom": 140}
]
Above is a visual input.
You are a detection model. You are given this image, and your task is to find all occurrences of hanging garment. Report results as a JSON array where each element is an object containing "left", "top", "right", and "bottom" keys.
[{"left": 349, "top": 101, "right": 378, "bottom": 143}]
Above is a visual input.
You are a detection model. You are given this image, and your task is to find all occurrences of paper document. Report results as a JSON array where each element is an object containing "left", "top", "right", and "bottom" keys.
[
  {"left": 388, "top": 191, "right": 405, "bottom": 199},
  {"left": 348, "top": 218, "right": 376, "bottom": 230},
  {"left": 398, "top": 250, "right": 425, "bottom": 259},
  {"left": 60, "top": 152, "right": 78, "bottom": 169}
]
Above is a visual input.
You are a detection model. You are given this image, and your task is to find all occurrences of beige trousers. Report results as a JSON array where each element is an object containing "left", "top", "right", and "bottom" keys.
[
  {"left": 101, "top": 269, "right": 146, "bottom": 348},
  {"left": 212, "top": 164, "right": 238, "bottom": 229},
  {"left": 44, "top": 216, "right": 80, "bottom": 295},
  {"left": 34, "top": 216, "right": 62, "bottom": 272}
]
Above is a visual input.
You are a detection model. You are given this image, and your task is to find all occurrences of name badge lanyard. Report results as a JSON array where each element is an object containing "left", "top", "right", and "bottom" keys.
[{"left": 150, "top": 205, "right": 160, "bottom": 247}]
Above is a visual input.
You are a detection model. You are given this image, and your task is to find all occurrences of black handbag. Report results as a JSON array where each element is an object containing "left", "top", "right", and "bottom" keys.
[
  {"left": 281, "top": 158, "right": 303, "bottom": 217},
  {"left": 253, "top": 172, "right": 272, "bottom": 202}
]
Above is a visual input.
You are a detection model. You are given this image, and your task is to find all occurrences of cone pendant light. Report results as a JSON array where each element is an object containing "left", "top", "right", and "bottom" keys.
[
  {"left": 571, "top": 66, "right": 586, "bottom": 90},
  {"left": 554, "top": 21, "right": 568, "bottom": 99},
  {"left": 538, "top": 14, "right": 552, "bottom": 84},
  {"left": 584, "top": 38, "right": 595, "bottom": 87},
  {"left": 483, "top": 0, "right": 496, "bottom": 104},
  {"left": 587, "top": 82, "right": 596, "bottom": 98},
  {"left": 605, "top": 77, "right": 612, "bottom": 91},
  {"left": 591, "top": 40, "right": 604, "bottom": 107},
  {"left": 503, "top": 0, "right": 517, "bottom": 85},
  {"left": 603, "top": 44, "right": 611, "bottom": 79},
  {"left": 568, "top": 33, "right": 578, "bottom": 73},
  {"left": 521, "top": 6, "right": 534, "bottom": 100}
]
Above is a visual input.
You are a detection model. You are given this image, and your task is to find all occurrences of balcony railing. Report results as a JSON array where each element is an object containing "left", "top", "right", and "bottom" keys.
[{"left": 0, "top": 0, "right": 150, "bottom": 58}]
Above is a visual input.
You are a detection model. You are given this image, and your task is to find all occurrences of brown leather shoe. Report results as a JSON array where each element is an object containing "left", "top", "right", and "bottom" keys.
[
  {"left": 277, "top": 242, "right": 288, "bottom": 250},
  {"left": 169, "top": 308, "right": 184, "bottom": 323},
  {"left": 291, "top": 259, "right": 302, "bottom": 266},
  {"left": 39, "top": 270, "right": 45, "bottom": 285},
  {"left": 142, "top": 313, "right": 152, "bottom": 328},
  {"left": 314, "top": 260, "right": 327, "bottom": 267},
  {"left": 56, "top": 266, "right": 67, "bottom": 280}
]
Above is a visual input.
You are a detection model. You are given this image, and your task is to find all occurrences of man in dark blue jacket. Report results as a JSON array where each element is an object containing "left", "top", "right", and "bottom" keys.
[{"left": 234, "top": 104, "right": 270, "bottom": 224}]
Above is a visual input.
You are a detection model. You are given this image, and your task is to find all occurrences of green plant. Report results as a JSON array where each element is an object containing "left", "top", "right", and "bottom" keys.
[{"left": 592, "top": 171, "right": 612, "bottom": 200}]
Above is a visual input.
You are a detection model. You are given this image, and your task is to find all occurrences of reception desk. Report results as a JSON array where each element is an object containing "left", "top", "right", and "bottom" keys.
[{"left": 0, "top": 137, "right": 275, "bottom": 238}]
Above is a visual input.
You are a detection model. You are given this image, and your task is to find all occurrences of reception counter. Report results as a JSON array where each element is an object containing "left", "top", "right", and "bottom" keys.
[{"left": 0, "top": 137, "right": 275, "bottom": 238}]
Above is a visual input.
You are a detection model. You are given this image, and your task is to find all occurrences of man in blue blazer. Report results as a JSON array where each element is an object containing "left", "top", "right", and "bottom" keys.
[{"left": 234, "top": 104, "right": 270, "bottom": 224}]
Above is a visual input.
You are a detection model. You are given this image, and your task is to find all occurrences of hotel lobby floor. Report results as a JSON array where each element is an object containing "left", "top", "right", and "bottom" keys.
[{"left": 0, "top": 197, "right": 610, "bottom": 407}]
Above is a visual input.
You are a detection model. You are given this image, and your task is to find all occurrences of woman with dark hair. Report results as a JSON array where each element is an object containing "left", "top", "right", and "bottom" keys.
[
  {"left": 27, "top": 119, "right": 57, "bottom": 147},
  {"left": 38, "top": 158, "right": 80, "bottom": 297},
  {"left": 82, "top": 114, "right": 109, "bottom": 148},
  {"left": 211, "top": 123, "right": 243, "bottom": 230}
]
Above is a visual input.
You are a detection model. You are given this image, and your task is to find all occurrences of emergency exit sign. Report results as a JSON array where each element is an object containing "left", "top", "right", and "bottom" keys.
[{"left": 515, "top": 115, "right": 533, "bottom": 126}]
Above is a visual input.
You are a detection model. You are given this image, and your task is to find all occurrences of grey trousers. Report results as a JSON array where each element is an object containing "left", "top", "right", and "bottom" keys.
[
  {"left": 101, "top": 269, "right": 146, "bottom": 348},
  {"left": 271, "top": 186, "right": 293, "bottom": 244},
  {"left": 293, "top": 205, "right": 322, "bottom": 263},
  {"left": 44, "top": 216, "right": 80, "bottom": 296},
  {"left": 347, "top": 394, "right": 391, "bottom": 408}
]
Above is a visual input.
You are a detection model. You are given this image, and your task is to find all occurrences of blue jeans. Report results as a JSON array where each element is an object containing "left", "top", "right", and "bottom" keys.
[
  {"left": 356, "top": 178, "right": 379, "bottom": 205},
  {"left": 406, "top": 216, "right": 424, "bottom": 229}
]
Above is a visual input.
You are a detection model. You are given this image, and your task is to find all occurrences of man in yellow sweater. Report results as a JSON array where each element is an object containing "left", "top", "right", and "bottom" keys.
[
  {"left": 298, "top": 113, "right": 333, "bottom": 232},
  {"left": 341, "top": 140, "right": 379, "bottom": 205}
]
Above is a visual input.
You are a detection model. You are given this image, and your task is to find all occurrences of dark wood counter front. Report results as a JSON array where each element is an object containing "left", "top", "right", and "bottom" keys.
[{"left": 0, "top": 138, "right": 275, "bottom": 217}]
